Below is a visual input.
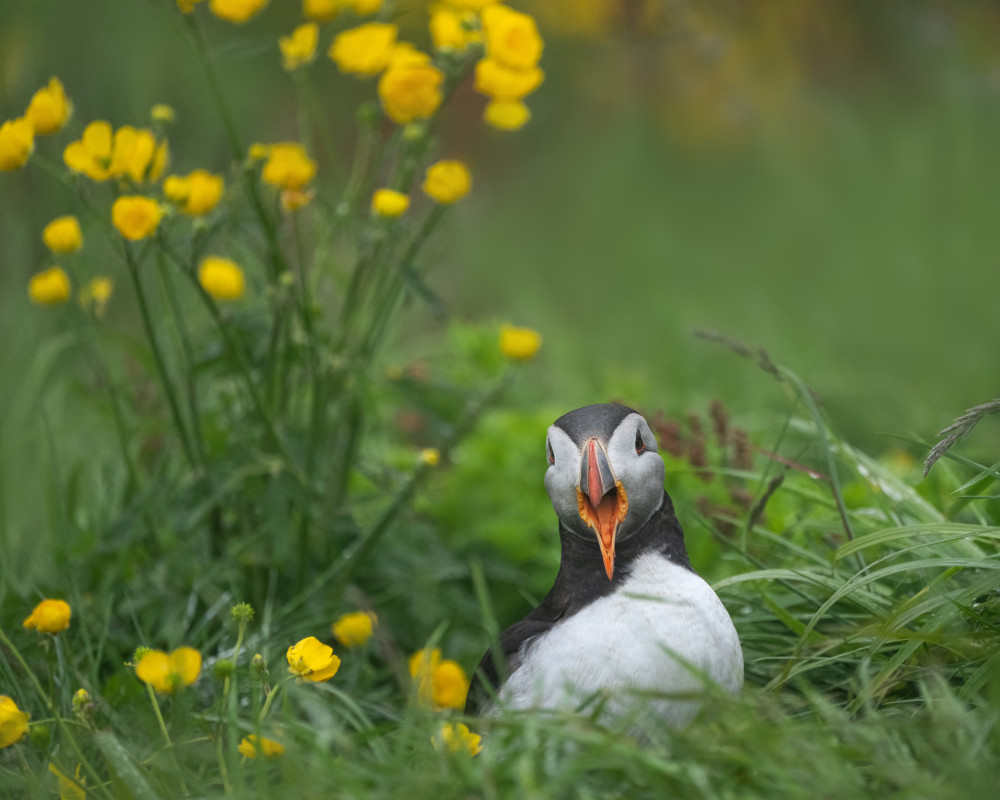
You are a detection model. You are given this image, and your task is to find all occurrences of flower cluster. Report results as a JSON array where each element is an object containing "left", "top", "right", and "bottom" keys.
[
  {"left": 0, "top": 77, "right": 70, "bottom": 171},
  {"left": 474, "top": 4, "right": 546, "bottom": 130},
  {"left": 135, "top": 647, "right": 203, "bottom": 694}
]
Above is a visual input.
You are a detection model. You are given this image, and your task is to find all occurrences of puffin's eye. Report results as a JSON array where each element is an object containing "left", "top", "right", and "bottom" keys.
[
  {"left": 635, "top": 429, "right": 646, "bottom": 454},
  {"left": 546, "top": 439, "right": 555, "bottom": 466}
]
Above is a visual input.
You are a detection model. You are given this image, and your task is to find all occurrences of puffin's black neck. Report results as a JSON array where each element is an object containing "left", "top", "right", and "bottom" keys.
[{"left": 529, "top": 491, "right": 693, "bottom": 624}]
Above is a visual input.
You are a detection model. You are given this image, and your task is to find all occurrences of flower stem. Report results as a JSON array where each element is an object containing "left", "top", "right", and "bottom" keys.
[{"left": 145, "top": 683, "right": 189, "bottom": 797}]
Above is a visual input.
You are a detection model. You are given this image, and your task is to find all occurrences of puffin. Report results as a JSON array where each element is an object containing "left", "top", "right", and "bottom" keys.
[{"left": 467, "top": 403, "right": 743, "bottom": 727}]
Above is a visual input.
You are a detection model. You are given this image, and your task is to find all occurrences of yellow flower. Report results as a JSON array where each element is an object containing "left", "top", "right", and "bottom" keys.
[
  {"left": 481, "top": 4, "right": 543, "bottom": 70},
  {"left": 80, "top": 277, "right": 114, "bottom": 316},
  {"left": 261, "top": 142, "right": 316, "bottom": 191},
  {"left": 25, "top": 78, "right": 72, "bottom": 135},
  {"left": 238, "top": 735, "right": 285, "bottom": 759},
  {"left": 420, "top": 448, "right": 440, "bottom": 466},
  {"left": 371, "top": 188, "right": 410, "bottom": 218},
  {"left": 48, "top": 763, "right": 86, "bottom": 800},
  {"left": 499, "top": 324, "right": 541, "bottom": 360},
  {"left": 63, "top": 121, "right": 114, "bottom": 181},
  {"left": 23, "top": 599, "right": 72, "bottom": 634},
  {"left": 344, "top": 0, "right": 382, "bottom": 13},
  {"left": 474, "top": 57, "right": 543, "bottom": 100},
  {"left": 209, "top": 0, "right": 269, "bottom": 24},
  {"left": 0, "top": 118, "right": 34, "bottom": 171},
  {"left": 434, "top": 722, "right": 483, "bottom": 756},
  {"left": 151, "top": 104, "right": 176, "bottom": 124},
  {"left": 0, "top": 696, "right": 30, "bottom": 749},
  {"left": 135, "top": 647, "right": 202, "bottom": 693},
  {"left": 303, "top": 0, "right": 339, "bottom": 22},
  {"left": 198, "top": 256, "right": 246, "bottom": 301},
  {"left": 387, "top": 42, "right": 432, "bottom": 70},
  {"left": 248, "top": 142, "right": 270, "bottom": 161},
  {"left": 112, "top": 196, "right": 162, "bottom": 241},
  {"left": 331, "top": 611, "right": 377, "bottom": 647},
  {"left": 429, "top": 6, "right": 480, "bottom": 52},
  {"left": 110, "top": 126, "right": 168, "bottom": 184},
  {"left": 286, "top": 636, "right": 341, "bottom": 682},
  {"left": 377, "top": 59, "right": 444, "bottom": 125},
  {"left": 422, "top": 160, "right": 471, "bottom": 204},
  {"left": 28, "top": 268, "right": 71, "bottom": 306},
  {"left": 484, "top": 99, "right": 530, "bottom": 131},
  {"left": 328, "top": 22, "right": 398, "bottom": 76},
  {"left": 408, "top": 648, "right": 470, "bottom": 710},
  {"left": 280, "top": 23, "right": 319, "bottom": 71},
  {"left": 164, "top": 169, "right": 225, "bottom": 215},
  {"left": 42, "top": 216, "right": 83, "bottom": 253}
]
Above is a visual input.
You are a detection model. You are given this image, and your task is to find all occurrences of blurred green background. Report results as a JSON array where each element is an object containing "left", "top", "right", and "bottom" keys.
[{"left": 3, "top": 0, "right": 1000, "bottom": 497}]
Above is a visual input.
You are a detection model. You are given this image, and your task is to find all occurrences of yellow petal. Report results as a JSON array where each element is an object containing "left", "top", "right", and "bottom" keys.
[
  {"left": 135, "top": 651, "right": 172, "bottom": 693},
  {"left": 169, "top": 647, "right": 202, "bottom": 687}
]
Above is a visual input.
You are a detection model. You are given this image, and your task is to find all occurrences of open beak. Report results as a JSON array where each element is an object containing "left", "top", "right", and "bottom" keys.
[{"left": 576, "top": 438, "right": 629, "bottom": 580}]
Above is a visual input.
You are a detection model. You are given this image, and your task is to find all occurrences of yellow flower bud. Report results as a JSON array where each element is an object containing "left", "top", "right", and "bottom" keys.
[
  {"left": 0, "top": 696, "right": 30, "bottom": 749},
  {"left": 238, "top": 735, "right": 285, "bottom": 759},
  {"left": 430, "top": 7, "right": 481, "bottom": 52},
  {"left": 499, "top": 324, "right": 541, "bottom": 360},
  {"left": 209, "top": 0, "right": 269, "bottom": 24},
  {"left": 25, "top": 78, "right": 72, "bottom": 135},
  {"left": 377, "top": 59, "right": 444, "bottom": 125},
  {"left": 434, "top": 722, "right": 483, "bottom": 757},
  {"left": 165, "top": 169, "right": 224, "bottom": 216},
  {"left": 286, "top": 636, "right": 341, "bottom": 682},
  {"left": 371, "top": 188, "right": 410, "bottom": 218},
  {"left": 280, "top": 23, "right": 319, "bottom": 71},
  {"left": 481, "top": 4, "right": 543, "bottom": 70},
  {"left": 72, "top": 689, "right": 91, "bottom": 709},
  {"left": 328, "top": 22, "right": 398, "bottom": 76},
  {"left": 408, "top": 648, "right": 470, "bottom": 710},
  {"left": 42, "top": 216, "right": 83, "bottom": 253},
  {"left": 28, "top": 268, "right": 71, "bottom": 306},
  {"left": 112, "top": 196, "right": 162, "bottom": 241},
  {"left": 420, "top": 448, "right": 440, "bottom": 466},
  {"left": 483, "top": 99, "right": 531, "bottom": 131},
  {"left": 80, "top": 277, "right": 114, "bottom": 317},
  {"left": 198, "top": 256, "right": 246, "bottom": 301},
  {"left": 23, "top": 599, "right": 72, "bottom": 633},
  {"left": 261, "top": 142, "right": 316, "bottom": 191},
  {"left": 331, "top": 611, "right": 377, "bottom": 647},
  {"left": 422, "top": 160, "right": 471, "bottom": 204},
  {"left": 0, "top": 118, "right": 34, "bottom": 171},
  {"left": 303, "top": 0, "right": 339, "bottom": 22},
  {"left": 151, "top": 103, "right": 176, "bottom": 124},
  {"left": 135, "top": 647, "right": 202, "bottom": 693}
]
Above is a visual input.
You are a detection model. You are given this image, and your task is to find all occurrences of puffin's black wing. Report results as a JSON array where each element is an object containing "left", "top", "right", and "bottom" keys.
[{"left": 464, "top": 618, "right": 555, "bottom": 714}]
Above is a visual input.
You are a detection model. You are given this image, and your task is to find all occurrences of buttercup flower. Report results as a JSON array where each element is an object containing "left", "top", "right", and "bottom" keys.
[
  {"left": 371, "top": 188, "right": 410, "bottom": 218},
  {"left": 238, "top": 735, "right": 285, "bottom": 759},
  {"left": 303, "top": 0, "right": 338, "bottom": 21},
  {"left": 261, "top": 143, "right": 316, "bottom": 191},
  {"left": 434, "top": 722, "right": 483, "bottom": 756},
  {"left": 484, "top": 99, "right": 530, "bottom": 131},
  {"left": 0, "top": 118, "right": 34, "bottom": 171},
  {"left": 328, "top": 23, "right": 398, "bottom": 76},
  {"left": 499, "top": 324, "right": 541, "bottom": 360},
  {"left": 210, "top": 0, "right": 269, "bottom": 24},
  {"left": 430, "top": 6, "right": 480, "bottom": 51},
  {"left": 48, "top": 763, "right": 86, "bottom": 800},
  {"left": 80, "top": 277, "right": 114, "bottom": 316},
  {"left": 109, "top": 126, "right": 168, "bottom": 184},
  {"left": 378, "top": 59, "right": 444, "bottom": 124},
  {"left": 23, "top": 599, "right": 71, "bottom": 633},
  {"left": 112, "top": 196, "right": 162, "bottom": 240},
  {"left": 331, "top": 611, "right": 377, "bottom": 647},
  {"left": 0, "top": 696, "right": 30, "bottom": 749},
  {"left": 481, "top": 4, "right": 543, "bottom": 70},
  {"left": 135, "top": 647, "right": 202, "bottom": 693},
  {"left": 42, "top": 216, "right": 83, "bottom": 253},
  {"left": 286, "top": 636, "right": 341, "bottom": 682},
  {"left": 63, "top": 121, "right": 114, "bottom": 181},
  {"left": 474, "top": 58, "right": 543, "bottom": 100},
  {"left": 408, "top": 648, "right": 470, "bottom": 710},
  {"left": 420, "top": 448, "right": 440, "bottom": 466},
  {"left": 280, "top": 23, "right": 319, "bottom": 71},
  {"left": 422, "top": 160, "right": 471, "bottom": 204},
  {"left": 28, "top": 268, "right": 71, "bottom": 306},
  {"left": 198, "top": 256, "right": 246, "bottom": 301},
  {"left": 164, "top": 169, "right": 225, "bottom": 215},
  {"left": 25, "top": 78, "right": 72, "bottom": 135}
]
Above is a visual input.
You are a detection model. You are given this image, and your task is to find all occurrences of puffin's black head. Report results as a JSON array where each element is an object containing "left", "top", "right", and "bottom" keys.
[{"left": 544, "top": 404, "right": 665, "bottom": 580}]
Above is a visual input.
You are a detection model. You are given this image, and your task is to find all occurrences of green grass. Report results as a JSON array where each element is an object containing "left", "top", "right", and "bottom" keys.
[{"left": 3, "top": 2, "right": 1000, "bottom": 798}]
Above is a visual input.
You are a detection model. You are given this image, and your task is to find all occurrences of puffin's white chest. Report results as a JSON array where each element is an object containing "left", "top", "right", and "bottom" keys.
[{"left": 497, "top": 552, "right": 743, "bottom": 726}]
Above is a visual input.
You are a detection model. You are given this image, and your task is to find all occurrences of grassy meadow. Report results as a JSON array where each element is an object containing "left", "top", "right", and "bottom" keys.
[{"left": 2, "top": 1, "right": 1000, "bottom": 798}]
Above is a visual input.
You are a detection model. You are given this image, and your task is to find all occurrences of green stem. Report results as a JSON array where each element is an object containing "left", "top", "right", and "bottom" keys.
[
  {"left": 257, "top": 680, "right": 285, "bottom": 722},
  {"left": 123, "top": 242, "right": 198, "bottom": 469},
  {"left": 145, "top": 683, "right": 189, "bottom": 797}
]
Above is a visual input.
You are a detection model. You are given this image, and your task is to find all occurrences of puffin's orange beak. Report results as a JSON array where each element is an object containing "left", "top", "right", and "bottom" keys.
[{"left": 577, "top": 439, "right": 628, "bottom": 580}]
